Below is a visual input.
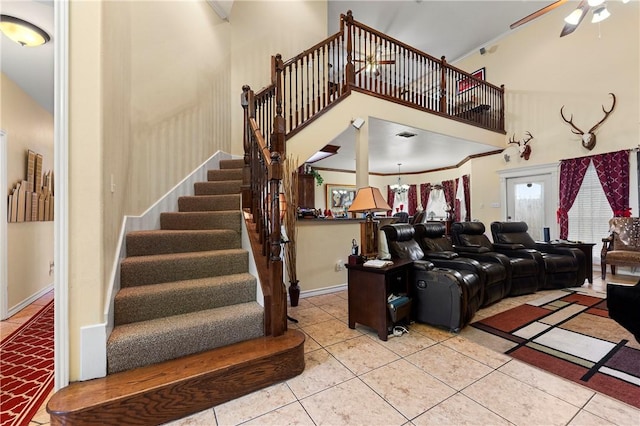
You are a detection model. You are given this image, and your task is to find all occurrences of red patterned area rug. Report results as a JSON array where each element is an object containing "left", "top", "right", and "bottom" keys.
[
  {"left": 1, "top": 301, "right": 54, "bottom": 426},
  {"left": 470, "top": 291, "right": 640, "bottom": 409}
]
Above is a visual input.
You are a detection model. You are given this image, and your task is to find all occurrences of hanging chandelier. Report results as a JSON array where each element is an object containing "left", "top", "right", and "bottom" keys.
[{"left": 390, "top": 163, "right": 409, "bottom": 195}]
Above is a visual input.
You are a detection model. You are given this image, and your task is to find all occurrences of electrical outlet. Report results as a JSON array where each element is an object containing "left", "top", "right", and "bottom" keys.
[
  {"left": 49, "top": 261, "right": 54, "bottom": 276},
  {"left": 335, "top": 260, "right": 344, "bottom": 271}
]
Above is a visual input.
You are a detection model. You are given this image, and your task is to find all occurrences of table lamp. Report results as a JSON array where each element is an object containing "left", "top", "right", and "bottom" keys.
[{"left": 348, "top": 186, "right": 392, "bottom": 259}]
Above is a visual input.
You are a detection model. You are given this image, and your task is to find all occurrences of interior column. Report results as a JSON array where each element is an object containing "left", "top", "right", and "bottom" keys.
[{"left": 354, "top": 118, "right": 368, "bottom": 189}]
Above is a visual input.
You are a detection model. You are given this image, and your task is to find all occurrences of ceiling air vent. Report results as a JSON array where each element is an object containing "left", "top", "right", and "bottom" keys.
[{"left": 396, "top": 131, "right": 417, "bottom": 138}]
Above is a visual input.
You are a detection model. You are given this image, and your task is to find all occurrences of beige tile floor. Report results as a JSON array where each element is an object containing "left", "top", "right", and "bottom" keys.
[{"left": 4, "top": 274, "right": 639, "bottom": 426}]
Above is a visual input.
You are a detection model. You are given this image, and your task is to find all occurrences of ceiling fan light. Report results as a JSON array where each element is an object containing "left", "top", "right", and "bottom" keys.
[
  {"left": 587, "top": 0, "right": 605, "bottom": 6},
  {"left": 564, "top": 9, "right": 584, "bottom": 25},
  {"left": 592, "top": 5, "right": 610, "bottom": 23},
  {"left": 0, "top": 15, "right": 50, "bottom": 47}
]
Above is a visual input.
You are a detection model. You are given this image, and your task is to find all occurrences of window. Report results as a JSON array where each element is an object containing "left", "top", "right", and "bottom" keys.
[{"left": 567, "top": 162, "right": 612, "bottom": 259}]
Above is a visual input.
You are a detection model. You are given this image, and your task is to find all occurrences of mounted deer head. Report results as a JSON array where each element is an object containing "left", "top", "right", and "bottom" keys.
[
  {"left": 560, "top": 93, "right": 616, "bottom": 151},
  {"left": 508, "top": 131, "right": 534, "bottom": 160}
]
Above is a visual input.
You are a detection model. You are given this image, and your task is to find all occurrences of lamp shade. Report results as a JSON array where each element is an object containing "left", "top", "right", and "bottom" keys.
[{"left": 348, "top": 186, "right": 391, "bottom": 213}]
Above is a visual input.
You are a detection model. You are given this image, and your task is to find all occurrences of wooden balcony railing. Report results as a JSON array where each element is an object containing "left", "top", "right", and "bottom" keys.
[{"left": 240, "top": 11, "right": 505, "bottom": 337}]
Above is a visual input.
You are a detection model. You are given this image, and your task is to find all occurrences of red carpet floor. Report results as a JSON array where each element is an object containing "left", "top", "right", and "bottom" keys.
[
  {"left": 0, "top": 301, "right": 54, "bottom": 426},
  {"left": 471, "top": 291, "right": 640, "bottom": 409}
]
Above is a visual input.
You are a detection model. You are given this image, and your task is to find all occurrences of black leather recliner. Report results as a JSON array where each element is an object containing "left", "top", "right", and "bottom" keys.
[
  {"left": 393, "top": 211, "right": 410, "bottom": 223},
  {"left": 381, "top": 224, "right": 483, "bottom": 330},
  {"left": 451, "top": 221, "right": 540, "bottom": 296},
  {"left": 414, "top": 222, "right": 509, "bottom": 307},
  {"left": 490, "top": 221, "right": 585, "bottom": 289}
]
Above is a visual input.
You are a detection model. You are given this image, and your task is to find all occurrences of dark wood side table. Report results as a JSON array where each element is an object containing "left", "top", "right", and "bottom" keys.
[{"left": 346, "top": 259, "right": 413, "bottom": 341}]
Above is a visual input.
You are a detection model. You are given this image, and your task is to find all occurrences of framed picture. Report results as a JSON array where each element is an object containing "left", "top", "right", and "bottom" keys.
[
  {"left": 457, "top": 67, "right": 485, "bottom": 95},
  {"left": 326, "top": 184, "right": 356, "bottom": 215}
]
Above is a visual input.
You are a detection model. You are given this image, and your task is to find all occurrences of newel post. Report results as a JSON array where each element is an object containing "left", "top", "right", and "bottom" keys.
[
  {"left": 344, "top": 10, "right": 355, "bottom": 88},
  {"left": 241, "top": 85, "right": 252, "bottom": 210},
  {"left": 439, "top": 56, "right": 448, "bottom": 113},
  {"left": 272, "top": 54, "right": 285, "bottom": 156}
]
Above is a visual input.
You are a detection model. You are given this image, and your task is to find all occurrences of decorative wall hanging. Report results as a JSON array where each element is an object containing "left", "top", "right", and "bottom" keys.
[
  {"left": 508, "top": 131, "right": 534, "bottom": 160},
  {"left": 560, "top": 93, "right": 616, "bottom": 151},
  {"left": 7, "top": 150, "right": 54, "bottom": 222}
]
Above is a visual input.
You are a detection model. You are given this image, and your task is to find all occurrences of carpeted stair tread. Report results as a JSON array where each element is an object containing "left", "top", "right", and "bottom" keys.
[
  {"left": 114, "top": 273, "right": 257, "bottom": 325},
  {"left": 126, "top": 229, "right": 240, "bottom": 256},
  {"left": 219, "top": 159, "right": 244, "bottom": 169},
  {"left": 178, "top": 194, "right": 240, "bottom": 212},
  {"left": 194, "top": 180, "right": 242, "bottom": 196},
  {"left": 107, "top": 302, "right": 264, "bottom": 374},
  {"left": 120, "top": 249, "right": 248, "bottom": 288},
  {"left": 208, "top": 169, "right": 242, "bottom": 181},
  {"left": 160, "top": 211, "right": 241, "bottom": 232}
]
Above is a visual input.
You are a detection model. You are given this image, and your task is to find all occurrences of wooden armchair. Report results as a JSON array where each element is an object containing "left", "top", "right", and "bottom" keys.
[{"left": 601, "top": 217, "right": 640, "bottom": 279}]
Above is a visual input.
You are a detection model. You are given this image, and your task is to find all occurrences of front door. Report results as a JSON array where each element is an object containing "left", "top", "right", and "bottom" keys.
[{"left": 506, "top": 174, "right": 554, "bottom": 241}]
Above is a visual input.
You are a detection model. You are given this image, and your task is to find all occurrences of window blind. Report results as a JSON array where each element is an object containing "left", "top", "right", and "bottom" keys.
[{"left": 567, "top": 162, "right": 612, "bottom": 259}]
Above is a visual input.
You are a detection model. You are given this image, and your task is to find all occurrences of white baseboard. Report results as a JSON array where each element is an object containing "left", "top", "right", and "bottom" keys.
[
  {"left": 79, "top": 323, "right": 107, "bottom": 380},
  {"left": 6, "top": 284, "right": 54, "bottom": 318},
  {"left": 298, "top": 284, "right": 347, "bottom": 299}
]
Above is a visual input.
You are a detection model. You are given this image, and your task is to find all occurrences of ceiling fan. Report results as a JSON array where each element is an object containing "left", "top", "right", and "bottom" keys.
[
  {"left": 510, "top": 0, "right": 626, "bottom": 38},
  {"left": 353, "top": 46, "right": 395, "bottom": 77}
]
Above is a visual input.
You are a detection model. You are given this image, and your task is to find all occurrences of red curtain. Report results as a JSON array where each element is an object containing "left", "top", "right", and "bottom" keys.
[
  {"left": 420, "top": 183, "right": 432, "bottom": 211},
  {"left": 463, "top": 174, "right": 471, "bottom": 221},
  {"left": 558, "top": 156, "right": 591, "bottom": 239},
  {"left": 408, "top": 185, "right": 417, "bottom": 215},
  {"left": 442, "top": 179, "right": 456, "bottom": 218},
  {"left": 591, "top": 150, "right": 630, "bottom": 217},
  {"left": 387, "top": 186, "right": 395, "bottom": 216}
]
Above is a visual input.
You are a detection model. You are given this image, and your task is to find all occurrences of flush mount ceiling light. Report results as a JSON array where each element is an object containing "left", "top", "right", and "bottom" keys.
[{"left": 0, "top": 15, "right": 50, "bottom": 47}]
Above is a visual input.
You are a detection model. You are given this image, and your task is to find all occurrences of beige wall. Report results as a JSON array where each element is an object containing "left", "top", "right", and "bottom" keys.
[
  {"left": 1, "top": 73, "right": 54, "bottom": 310},
  {"left": 229, "top": 0, "right": 328, "bottom": 156}
]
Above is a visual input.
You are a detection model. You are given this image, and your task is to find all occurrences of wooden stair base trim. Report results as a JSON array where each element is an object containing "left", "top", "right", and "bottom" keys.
[{"left": 47, "top": 330, "right": 305, "bottom": 426}]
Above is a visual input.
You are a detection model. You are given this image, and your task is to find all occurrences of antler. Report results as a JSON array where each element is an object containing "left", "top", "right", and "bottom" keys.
[
  {"left": 588, "top": 93, "right": 616, "bottom": 133},
  {"left": 560, "top": 106, "right": 584, "bottom": 135},
  {"left": 522, "top": 131, "right": 534, "bottom": 145},
  {"left": 508, "top": 134, "right": 520, "bottom": 145}
]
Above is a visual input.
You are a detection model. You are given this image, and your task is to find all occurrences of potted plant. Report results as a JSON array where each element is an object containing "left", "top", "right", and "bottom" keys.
[
  {"left": 310, "top": 168, "right": 323, "bottom": 186},
  {"left": 283, "top": 156, "right": 300, "bottom": 306}
]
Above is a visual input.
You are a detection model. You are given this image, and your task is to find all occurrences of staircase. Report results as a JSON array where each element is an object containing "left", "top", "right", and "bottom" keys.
[{"left": 47, "top": 159, "right": 305, "bottom": 425}]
